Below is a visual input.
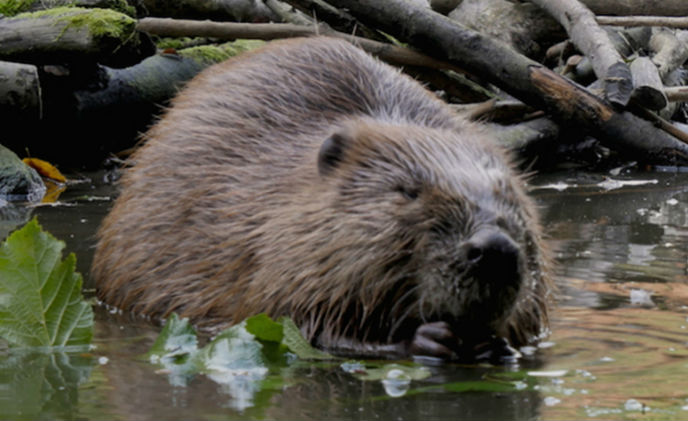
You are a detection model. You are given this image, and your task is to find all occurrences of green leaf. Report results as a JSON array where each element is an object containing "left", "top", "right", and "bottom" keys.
[
  {"left": 146, "top": 313, "right": 198, "bottom": 362},
  {"left": 349, "top": 363, "right": 431, "bottom": 382},
  {"left": 245, "top": 313, "right": 283, "bottom": 343},
  {"left": 0, "top": 218, "right": 93, "bottom": 348},
  {"left": 197, "top": 322, "right": 266, "bottom": 373},
  {"left": 278, "top": 316, "right": 334, "bottom": 360}
]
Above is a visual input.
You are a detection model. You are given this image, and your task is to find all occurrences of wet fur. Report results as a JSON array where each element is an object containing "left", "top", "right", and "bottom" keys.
[{"left": 93, "top": 37, "right": 552, "bottom": 354}]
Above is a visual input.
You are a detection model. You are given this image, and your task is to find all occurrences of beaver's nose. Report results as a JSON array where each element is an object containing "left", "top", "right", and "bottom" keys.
[{"left": 464, "top": 230, "right": 520, "bottom": 283}]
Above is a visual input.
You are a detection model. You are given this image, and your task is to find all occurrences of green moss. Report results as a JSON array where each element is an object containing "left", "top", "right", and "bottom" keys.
[
  {"left": 104, "top": 0, "right": 135, "bottom": 17},
  {"left": 0, "top": 0, "right": 38, "bottom": 16},
  {"left": 178, "top": 39, "right": 264, "bottom": 65},
  {"left": 15, "top": 7, "right": 135, "bottom": 39},
  {"left": 155, "top": 37, "right": 197, "bottom": 50}
]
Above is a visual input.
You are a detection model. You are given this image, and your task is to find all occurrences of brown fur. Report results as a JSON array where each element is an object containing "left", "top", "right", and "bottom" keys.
[{"left": 92, "top": 37, "right": 552, "bottom": 356}]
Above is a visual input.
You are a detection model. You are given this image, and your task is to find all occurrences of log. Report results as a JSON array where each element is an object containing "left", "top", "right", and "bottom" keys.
[
  {"left": 649, "top": 29, "right": 688, "bottom": 81},
  {"left": 579, "top": 0, "right": 688, "bottom": 17},
  {"left": 530, "top": 0, "right": 633, "bottom": 107},
  {"left": 0, "top": 7, "right": 154, "bottom": 68},
  {"left": 597, "top": 16, "right": 688, "bottom": 29},
  {"left": 317, "top": 0, "right": 688, "bottom": 165},
  {"left": 0, "top": 61, "right": 41, "bottom": 120},
  {"left": 665, "top": 86, "right": 688, "bottom": 102},
  {"left": 629, "top": 57, "right": 667, "bottom": 110},
  {"left": 447, "top": 0, "right": 565, "bottom": 59},
  {"left": 489, "top": 117, "right": 560, "bottom": 156}
]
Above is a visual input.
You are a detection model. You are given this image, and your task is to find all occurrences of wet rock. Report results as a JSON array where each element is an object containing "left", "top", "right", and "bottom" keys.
[{"left": 0, "top": 145, "right": 45, "bottom": 202}]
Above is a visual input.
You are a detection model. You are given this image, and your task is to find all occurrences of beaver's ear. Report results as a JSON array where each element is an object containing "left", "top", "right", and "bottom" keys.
[{"left": 318, "top": 131, "right": 351, "bottom": 176}]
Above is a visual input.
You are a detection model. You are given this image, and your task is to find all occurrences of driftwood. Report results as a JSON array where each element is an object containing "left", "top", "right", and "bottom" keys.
[
  {"left": 447, "top": 0, "right": 564, "bottom": 59},
  {"left": 597, "top": 16, "right": 688, "bottom": 30},
  {"left": 0, "top": 8, "right": 154, "bottom": 68},
  {"left": 579, "top": 0, "right": 688, "bottom": 17},
  {"left": 530, "top": 0, "right": 633, "bottom": 107},
  {"left": 312, "top": 0, "right": 688, "bottom": 165},
  {"left": 0, "top": 61, "right": 41, "bottom": 120},
  {"left": 649, "top": 29, "right": 688, "bottom": 81},
  {"left": 629, "top": 57, "right": 667, "bottom": 111}
]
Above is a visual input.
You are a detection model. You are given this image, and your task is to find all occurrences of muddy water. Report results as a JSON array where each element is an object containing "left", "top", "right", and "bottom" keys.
[{"left": 3, "top": 169, "right": 688, "bottom": 420}]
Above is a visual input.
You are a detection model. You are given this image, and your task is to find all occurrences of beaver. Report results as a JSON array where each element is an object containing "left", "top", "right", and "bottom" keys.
[{"left": 92, "top": 37, "right": 552, "bottom": 360}]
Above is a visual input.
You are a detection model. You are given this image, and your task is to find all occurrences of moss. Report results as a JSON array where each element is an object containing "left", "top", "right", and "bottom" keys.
[
  {"left": 0, "top": 0, "right": 39, "bottom": 16},
  {"left": 178, "top": 40, "right": 264, "bottom": 65},
  {"left": 15, "top": 7, "right": 135, "bottom": 40},
  {"left": 104, "top": 0, "right": 135, "bottom": 17}
]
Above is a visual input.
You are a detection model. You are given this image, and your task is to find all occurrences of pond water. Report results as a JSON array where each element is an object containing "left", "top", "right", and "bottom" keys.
[{"left": 3, "top": 168, "right": 688, "bottom": 420}]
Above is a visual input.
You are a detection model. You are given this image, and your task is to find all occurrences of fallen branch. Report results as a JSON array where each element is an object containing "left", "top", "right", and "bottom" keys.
[
  {"left": 0, "top": 61, "right": 41, "bottom": 120},
  {"left": 0, "top": 8, "right": 154, "bottom": 68},
  {"left": 629, "top": 57, "right": 667, "bottom": 110},
  {"left": 665, "top": 86, "right": 688, "bottom": 102},
  {"left": 580, "top": 0, "right": 688, "bottom": 17},
  {"left": 316, "top": 0, "right": 688, "bottom": 165},
  {"left": 136, "top": 18, "right": 468, "bottom": 73},
  {"left": 530, "top": 0, "right": 633, "bottom": 107},
  {"left": 649, "top": 29, "right": 688, "bottom": 80},
  {"left": 597, "top": 16, "right": 688, "bottom": 29}
]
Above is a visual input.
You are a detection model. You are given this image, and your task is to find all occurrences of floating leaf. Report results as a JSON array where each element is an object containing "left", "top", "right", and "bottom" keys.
[
  {"left": 279, "top": 316, "right": 333, "bottom": 360},
  {"left": 350, "top": 363, "right": 431, "bottom": 382},
  {"left": 22, "top": 158, "right": 66, "bottom": 183},
  {"left": 245, "top": 313, "right": 283, "bottom": 343},
  {"left": 0, "top": 218, "right": 93, "bottom": 347}
]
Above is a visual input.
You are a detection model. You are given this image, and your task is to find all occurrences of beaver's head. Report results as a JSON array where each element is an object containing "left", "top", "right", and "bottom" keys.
[{"left": 306, "top": 117, "right": 549, "bottom": 346}]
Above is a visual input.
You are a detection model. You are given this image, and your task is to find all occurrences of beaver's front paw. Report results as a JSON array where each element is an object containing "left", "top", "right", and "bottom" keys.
[{"left": 409, "top": 321, "right": 460, "bottom": 360}]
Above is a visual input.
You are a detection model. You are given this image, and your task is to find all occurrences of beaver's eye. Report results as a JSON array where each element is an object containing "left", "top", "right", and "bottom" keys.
[{"left": 396, "top": 185, "right": 419, "bottom": 200}]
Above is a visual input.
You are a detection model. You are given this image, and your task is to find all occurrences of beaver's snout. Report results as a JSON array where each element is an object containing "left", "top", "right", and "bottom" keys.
[{"left": 463, "top": 229, "right": 521, "bottom": 286}]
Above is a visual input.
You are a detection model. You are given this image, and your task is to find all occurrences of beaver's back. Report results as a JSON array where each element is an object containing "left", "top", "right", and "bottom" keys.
[{"left": 93, "top": 37, "right": 463, "bottom": 320}]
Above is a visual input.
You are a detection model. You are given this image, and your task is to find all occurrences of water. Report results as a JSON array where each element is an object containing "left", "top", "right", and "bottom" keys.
[{"left": 3, "top": 169, "right": 688, "bottom": 420}]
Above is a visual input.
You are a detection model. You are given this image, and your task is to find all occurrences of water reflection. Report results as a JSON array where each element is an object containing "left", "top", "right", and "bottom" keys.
[{"left": 4, "top": 170, "right": 688, "bottom": 419}]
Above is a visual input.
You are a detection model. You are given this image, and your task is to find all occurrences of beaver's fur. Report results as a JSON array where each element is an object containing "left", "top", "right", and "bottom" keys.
[{"left": 92, "top": 37, "right": 552, "bottom": 359}]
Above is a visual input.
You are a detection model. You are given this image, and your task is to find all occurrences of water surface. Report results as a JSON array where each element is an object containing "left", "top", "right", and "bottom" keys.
[{"left": 3, "top": 169, "right": 688, "bottom": 420}]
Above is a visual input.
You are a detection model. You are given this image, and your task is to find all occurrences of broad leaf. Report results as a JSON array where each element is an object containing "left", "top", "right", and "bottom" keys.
[
  {"left": 0, "top": 218, "right": 93, "bottom": 347},
  {"left": 279, "top": 316, "right": 333, "bottom": 360}
]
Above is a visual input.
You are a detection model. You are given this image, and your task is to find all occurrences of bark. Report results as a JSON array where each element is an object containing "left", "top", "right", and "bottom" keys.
[
  {"left": 451, "top": 100, "right": 536, "bottom": 124},
  {"left": 263, "top": 0, "right": 312, "bottom": 25},
  {"left": 530, "top": 0, "right": 633, "bottom": 107},
  {"left": 597, "top": 16, "right": 688, "bottom": 29},
  {"left": 649, "top": 29, "right": 688, "bottom": 81},
  {"left": 579, "top": 0, "right": 688, "bottom": 17},
  {"left": 139, "top": 0, "right": 279, "bottom": 22},
  {"left": 447, "top": 0, "right": 564, "bottom": 59},
  {"left": 489, "top": 117, "right": 560, "bottom": 154},
  {"left": 0, "top": 61, "right": 42, "bottom": 120},
  {"left": 319, "top": 0, "right": 688, "bottom": 165},
  {"left": 629, "top": 57, "right": 667, "bottom": 111},
  {"left": 0, "top": 8, "right": 154, "bottom": 68},
  {"left": 665, "top": 87, "right": 688, "bottom": 102}
]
